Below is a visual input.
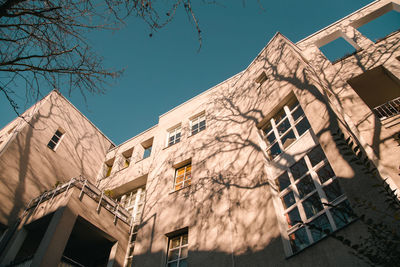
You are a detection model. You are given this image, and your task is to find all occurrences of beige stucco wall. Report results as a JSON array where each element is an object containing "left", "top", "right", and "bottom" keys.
[
  {"left": 0, "top": 91, "right": 113, "bottom": 226},
  {"left": 98, "top": 1, "right": 400, "bottom": 265}
]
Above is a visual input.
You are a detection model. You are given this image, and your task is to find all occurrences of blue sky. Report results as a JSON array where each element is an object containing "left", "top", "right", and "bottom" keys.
[{"left": 1, "top": 0, "right": 399, "bottom": 144}]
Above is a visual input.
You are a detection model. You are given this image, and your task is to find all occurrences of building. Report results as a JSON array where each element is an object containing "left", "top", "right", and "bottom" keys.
[{"left": 0, "top": 0, "right": 399, "bottom": 266}]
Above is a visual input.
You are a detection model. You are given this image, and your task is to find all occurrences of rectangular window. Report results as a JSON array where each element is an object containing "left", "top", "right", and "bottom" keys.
[
  {"left": 167, "top": 232, "right": 188, "bottom": 267},
  {"left": 104, "top": 158, "right": 115, "bottom": 178},
  {"left": 174, "top": 163, "right": 191, "bottom": 191},
  {"left": 118, "top": 185, "right": 146, "bottom": 225},
  {"left": 167, "top": 126, "right": 181, "bottom": 147},
  {"left": 190, "top": 113, "right": 206, "bottom": 136},
  {"left": 143, "top": 146, "right": 152, "bottom": 159},
  {"left": 47, "top": 128, "right": 65, "bottom": 150},
  {"left": 122, "top": 148, "right": 133, "bottom": 169},
  {"left": 276, "top": 145, "right": 355, "bottom": 254},
  {"left": 262, "top": 99, "right": 311, "bottom": 159}
]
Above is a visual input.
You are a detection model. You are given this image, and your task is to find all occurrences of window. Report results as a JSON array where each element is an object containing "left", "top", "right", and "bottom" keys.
[
  {"left": 167, "top": 126, "right": 181, "bottom": 147},
  {"left": 190, "top": 113, "right": 206, "bottom": 136},
  {"left": 143, "top": 146, "right": 152, "bottom": 159},
  {"left": 141, "top": 137, "right": 153, "bottom": 159},
  {"left": 174, "top": 163, "right": 191, "bottom": 191},
  {"left": 104, "top": 158, "right": 115, "bottom": 178},
  {"left": 276, "top": 146, "right": 355, "bottom": 254},
  {"left": 47, "top": 128, "right": 65, "bottom": 150},
  {"left": 167, "top": 232, "right": 188, "bottom": 267},
  {"left": 122, "top": 148, "right": 133, "bottom": 169},
  {"left": 118, "top": 185, "right": 146, "bottom": 225},
  {"left": 262, "top": 99, "right": 311, "bottom": 159},
  {"left": 255, "top": 71, "right": 268, "bottom": 84}
]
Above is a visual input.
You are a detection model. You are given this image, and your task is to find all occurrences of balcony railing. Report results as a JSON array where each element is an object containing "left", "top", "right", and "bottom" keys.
[{"left": 373, "top": 97, "right": 400, "bottom": 119}]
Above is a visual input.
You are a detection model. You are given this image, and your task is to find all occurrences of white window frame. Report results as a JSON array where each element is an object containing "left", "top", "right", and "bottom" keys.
[
  {"left": 261, "top": 100, "right": 311, "bottom": 159},
  {"left": 167, "top": 126, "right": 182, "bottom": 147},
  {"left": 174, "top": 163, "right": 192, "bottom": 191},
  {"left": 47, "top": 128, "right": 65, "bottom": 151},
  {"left": 189, "top": 113, "right": 206, "bottom": 136},
  {"left": 166, "top": 232, "right": 188, "bottom": 267},
  {"left": 118, "top": 186, "right": 146, "bottom": 225},
  {"left": 275, "top": 145, "right": 355, "bottom": 254}
]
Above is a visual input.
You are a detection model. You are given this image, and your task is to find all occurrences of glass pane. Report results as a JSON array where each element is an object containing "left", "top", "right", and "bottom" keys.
[
  {"left": 289, "top": 227, "right": 310, "bottom": 253},
  {"left": 186, "top": 165, "right": 191, "bottom": 172},
  {"left": 51, "top": 135, "right": 60, "bottom": 143},
  {"left": 182, "top": 234, "right": 188, "bottom": 245},
  {"left": 276, "top": 118, "right": 291, "bottom": 136},
  {"left": 176, "top": 132, "right": 181, "bottom": 139},
  {"left": 286, "top": 207, "right": 301, "bottom": 228},
  {"left": 273, "top": 109, "right": 286, "bottom": 124},
  {"left": 47, "top": 141, "right": 56, "bottom": 149},
  {"left": 295, "top": 118, "right": 311, "bottom": 136},
  {"left": 55, "top": 130, "right": 63, "bottom": 137},
  {"left": 282, "top": 191, "right": 296, "bottom": 209},
  {"left": 168, "top": 249, "right": 179, "bottom": 261},
  {"left": 168, "top": 262, "right": 178, "bottom": 267},
  {"left": 199, "top": 120, "right": 206, "bottom": 128},
  {"left": 308, "top": 146, "right": 325, "bottom": 166},
  {"left": 290, "top": 158, "right": 308, "bottom": 180},
  {"left": 268, "top": 142, "right": 281, "bottom": 158},
  {"left": 323, "top": 180, "right": 343, "bottom": 202},
  {"left": 276, "top": 172, "right": 291, "bottom": 191},
  {"left": 143, "top": 147, "right": 152, "bottom": 159},
  {"left": 175, "top": 183, "right": 183, "bottom": 191},
  {"left": 281, "top": 130, "right": 296, "bottom": 149},
  {"left": 296, "top": 175, "right": 316, "bottom": 198},
  {"left": 303, "top": 193, "right": 323, "bottom": 219},
  {"left": 181, "top": 247, "right": 188, "bottom": 258},
  {"left": 170, "top": 237, "right": 181, "bottom": 248},
  {"left": 266, "top": 132, "right": 276, "bottom": 145},
  {"left": 310, "top": 214, "right": 332, "bottom": 242},
  {"left": 292, "top": 106, "right": 304, "bottom": 121},
  {"left": 331, "top": 200, "right": 355, "bottom": 229},
  {"left": 176, "top": 175, "right": 184, "bottom": 183},
  {"left": 317, "top": 164, "right": 335, "bottom": 184},
  {"left": 263, "top": 123, "right": 273, "bottom": 135},
  {"left": 179, "top": 259, "right": 188, "bottom": 267},
  {"left": 177, "top": 168, "right": 185, "bottom": 176},
  {"left": 169, "top": 136, "right": 175, "bottom": 142},
  {"left": 288, "top": 100, "right": 299, "bottom": 111}
]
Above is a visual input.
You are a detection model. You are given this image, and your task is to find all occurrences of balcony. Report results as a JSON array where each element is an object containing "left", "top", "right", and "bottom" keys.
[{"left": 373, "top": 97, "right": 400, "bottom": 119}]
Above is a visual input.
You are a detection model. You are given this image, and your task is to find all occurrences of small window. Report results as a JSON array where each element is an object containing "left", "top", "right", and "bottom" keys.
[
  {"left": 141, "top": 137, "right": 153, "bottom": 159},
  {"left": 118, "top": 185, "right": 146, "bottom": 225},
  {"left": 167, "top": 126, "right": 181, "bottom": 147},
  {"left": 104, "top": 158, "right": 115, "bottom": 178},
  {"left": 276, "top": 146, "right": 355, "bottom": 254},
  {"left": 255, "top": 71, "right": 268, "bottom": 84},
  {"left": 143, "top": 146, "right": 152, "bottom": 159},
  {"left": 190, "top": 113, "right": 206, "bottom": 136},
  {"left": 261, "top": 99, "right": 311, "bottom": 159},
  {"left": 167, "top": 231, "right": 188, "bottom": 267},
  {"left": 174, "top": 163, "right": 191, "bottom": 191},
  {"left": 122, "top": 148, "right": 134, "bottom": 169},
  {"left": 47, "top": 128, "right": 65, "bottom": 150}
]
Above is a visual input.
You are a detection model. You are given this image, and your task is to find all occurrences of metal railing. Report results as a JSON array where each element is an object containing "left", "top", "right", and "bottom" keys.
[
  {"left": 24, "top": 176, "right": 132, "bottom": 227},
  {"left": 373, "top": 97, "right": 400, "bottom": 119}
]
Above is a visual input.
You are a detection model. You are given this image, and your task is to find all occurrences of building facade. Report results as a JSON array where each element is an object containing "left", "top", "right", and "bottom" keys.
[{"left": 0, "top": 0, "right": 400, "bottom": 266}]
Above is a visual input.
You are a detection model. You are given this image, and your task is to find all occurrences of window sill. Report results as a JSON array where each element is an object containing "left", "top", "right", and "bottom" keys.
[
  {"left": 169, "top": 185, "right": 191, "bottom": 195},
  {"left": 163, "top": 141, "right": 181, "bottom": 150},
  {"left": 135, "top": 156, "right": 151, "bottom": 164},
  {"left": 285, "top": 217, "right": 358, "bottom": 260},
  {"left": 187, "top": 128, "right": 207, "bottom": 139}
]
